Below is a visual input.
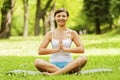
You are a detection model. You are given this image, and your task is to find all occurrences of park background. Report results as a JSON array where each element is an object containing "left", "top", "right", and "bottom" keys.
[{"left": 0, "top": 0, "right": 120, "bottom": 80}]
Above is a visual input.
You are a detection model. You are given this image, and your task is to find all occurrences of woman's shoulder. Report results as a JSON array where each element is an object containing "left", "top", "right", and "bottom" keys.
[
  {"left": 45, "top": 31, "right": 52, "bottom": 41},
  {"left": 45, "top": 31, "right": 52, "bottom": 35},
  {"left": 68, "top": 29, "right": 78, "bottom": 35},
  {"left": 45, "top": 31, "right": 52, "bottom": 38},
  {"left": 68, "top": 29, "right": 79, "bottom": 40}
]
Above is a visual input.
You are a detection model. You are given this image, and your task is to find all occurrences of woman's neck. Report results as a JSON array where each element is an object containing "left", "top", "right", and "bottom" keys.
[{"left": 57, "top": 25, "right": 67, "bottom": 31}]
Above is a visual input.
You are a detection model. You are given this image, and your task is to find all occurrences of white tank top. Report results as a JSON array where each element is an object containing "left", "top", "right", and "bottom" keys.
[{"left": 50, "top": 30, "right": 73, "bottom": 62}]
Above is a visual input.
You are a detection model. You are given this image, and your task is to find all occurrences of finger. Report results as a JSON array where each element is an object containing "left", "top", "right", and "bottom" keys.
[{"left": 59, "top": 38, "right": 62, "bottom": 44}]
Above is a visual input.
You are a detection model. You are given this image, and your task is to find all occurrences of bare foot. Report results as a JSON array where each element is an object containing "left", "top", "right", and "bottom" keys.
[{"left": 42, "top": 72, "right": 52, "bottom": 76}]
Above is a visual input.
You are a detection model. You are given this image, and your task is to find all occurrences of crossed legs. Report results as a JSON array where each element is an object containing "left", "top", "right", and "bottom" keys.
[
  {"left": 34, "top": 59, "right": 60, "bottom": 73},
  {"left": 34, "top": 55, "right": 87, "bottom": 75}
]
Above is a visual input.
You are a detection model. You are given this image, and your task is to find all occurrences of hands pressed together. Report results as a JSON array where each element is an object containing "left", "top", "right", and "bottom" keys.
[{"left": 56, "top": 36, "right": 66, "bottom": 52}]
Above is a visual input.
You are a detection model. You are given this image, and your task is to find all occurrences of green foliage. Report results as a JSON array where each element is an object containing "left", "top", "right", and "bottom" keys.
[
  {"left": 83, "top": 0, "right": 111, "bottom": 22},
  {"left": 11, "top": 0, "right": 24, "bottom": 36},
  {"left": 0, "top": 0, "right": 4, "bottom": 9},
  {"left": 11, "top": 0, "right": 36, "bottom": 36},
  {"left": 0, "top": 0, "right": 9, "bottom": 27},
  {"left": 54, "top": 0, "right": 84, "bottom": 29},
  {"left": 110, "top": 0, "right": 120, "bottom": 28},
  {"left": 0, "top": 0, "right": 120, "bottom": 36},
  {"left": 1, "top": 0, "right": 11, "bottom": 12},
  {"left": 11, "top": 16, "right": 24, "bottom": 36},
  {"left": 110, "top": 0, "right": 120, "bottom": 18},
  {"left": 82, "top": 0, "right": 111, "bottom": 33}
]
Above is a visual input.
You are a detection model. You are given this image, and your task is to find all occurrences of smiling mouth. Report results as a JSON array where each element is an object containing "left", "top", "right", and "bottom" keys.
[
  {"left": 59, "top": 21, "right": 64, "bottom": 23},
  {"left": 59, "top": 20, "right": 64, "bottom": 23}
]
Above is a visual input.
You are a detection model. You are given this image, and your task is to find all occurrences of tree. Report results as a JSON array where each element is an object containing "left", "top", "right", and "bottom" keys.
[
  {"left": 23, "top": 0, "right": 29, "bottom": 38},
  {"left": 43, "top": 2, "right": 56, "bottom": 35},
  {"left": 0, "top": 0, "right": 14, "bottom": 39},
  {"left": 83, "top": 0, "right": 111, "bottom": 34},
  {"left": 34, "top": 0, "right": 52, "bottom": 36},
  {"left": 110, "top": 0, "right": 120, "bottom": 27}
]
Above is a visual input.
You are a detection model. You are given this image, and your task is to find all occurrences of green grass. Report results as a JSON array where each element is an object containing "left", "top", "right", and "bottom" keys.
[
  {"left": 0, "top": 35, "right": 120, "bottom": 80},
  {"left": 0, "top": 55, "right": 119, "bottom": 80}
]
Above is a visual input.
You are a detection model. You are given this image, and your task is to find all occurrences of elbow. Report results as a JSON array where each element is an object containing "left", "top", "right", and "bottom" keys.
[
  {"left": 38, "top": 49, "right": 43, "bottom": 55},
  {"left": 81, "top": 49, "right": 85, "bottom": 53},
  {"left": 38, "top": 50, "right": 41, "bottom": 55},
  {"left": 75, "top": 48, "right": 84, "bottom": 53},
  {"left": 80, "top": 47, "right": 85, "bottom": 54}
]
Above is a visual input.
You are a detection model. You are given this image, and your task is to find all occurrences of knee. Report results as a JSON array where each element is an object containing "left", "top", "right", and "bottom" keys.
[
  {"left": 78, "top": 55, "right": 87, "bottom": 63},
  {"left": 34, "top": 59, "right": 39, "bottom": 66},
  {"left": 82, "top": 56, "right": 87, "bottom": 63},
  {"left": 34, "top": 59, "right": 42, "bottom": 66}
]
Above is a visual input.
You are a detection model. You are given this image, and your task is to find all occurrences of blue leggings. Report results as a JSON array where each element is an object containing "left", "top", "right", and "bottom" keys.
[{"left": 51, "top": 62, "right": 69, "bottom": 68}]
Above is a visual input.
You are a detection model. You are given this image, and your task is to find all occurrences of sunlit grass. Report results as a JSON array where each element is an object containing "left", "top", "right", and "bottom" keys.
[
  {"left": 0, "top": 35, "right": 120, "bottom": 80},
  {"left": 0, "top": 35, "right": 120, "bottom": 56},
  {"left": 0, "top": 55, "right": 120, "bottom": 80}
]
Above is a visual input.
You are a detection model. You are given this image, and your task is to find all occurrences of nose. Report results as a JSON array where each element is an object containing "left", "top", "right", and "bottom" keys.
[{"left": 59, "top": 16, "right": 63, "bottom": 19}]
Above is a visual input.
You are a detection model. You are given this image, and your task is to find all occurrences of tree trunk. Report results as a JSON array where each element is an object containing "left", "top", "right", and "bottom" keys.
[
  {"left": 50, "top": 3, "right": 55, "bottom": 31},
  {"left": 109, "top": 16, "right": 113, "bottom": 29},
  {"left": 95, "top": 18, "right": 101, "bottom": 34},
  {"left": 34, "top": 0, "right": 52, "bottom": 36},
  {"left": 43, "top": 2, "right": 56, "bottom": 35},
  {"left": 34, "top": 0, "right": 41, "bottom": 35},
  {"left": 43, "top": 14, "right": 50, "bottom": 35},
  {"left": 23, "top": 0, "right": 28, "bottom": 38},
  {"left": 0, "top": 0, "right": 14, "bottom": 39},
  {"left": 42, "top": 17, "right": 46, "bottom": 35}
]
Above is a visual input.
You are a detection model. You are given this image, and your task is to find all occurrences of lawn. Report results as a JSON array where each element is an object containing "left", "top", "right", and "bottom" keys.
[{"left": 0, "top": 35, "right": 120, "bottom": 80}]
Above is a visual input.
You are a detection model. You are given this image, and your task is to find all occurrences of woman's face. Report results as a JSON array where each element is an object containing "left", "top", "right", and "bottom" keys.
[{"left": 55, "top": 12, "right": 68, "bottom": 26}]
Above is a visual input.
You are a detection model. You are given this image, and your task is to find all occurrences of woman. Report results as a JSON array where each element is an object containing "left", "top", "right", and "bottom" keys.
[{"left": 34, "top": 8, "right": 87, "bottom": 75}]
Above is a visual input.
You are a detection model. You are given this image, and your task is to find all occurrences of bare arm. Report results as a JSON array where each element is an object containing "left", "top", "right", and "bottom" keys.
[
  {"left": 38, "top": 31, "right": 60, "bottom": 55},
  {"left": 62, "top": 31, "right": 84, "bottom": 54}
]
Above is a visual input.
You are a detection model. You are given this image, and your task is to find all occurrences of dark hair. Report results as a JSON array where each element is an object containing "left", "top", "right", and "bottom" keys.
[{"left": 54, "top": 8, "right": 69, "bottom": 17}]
